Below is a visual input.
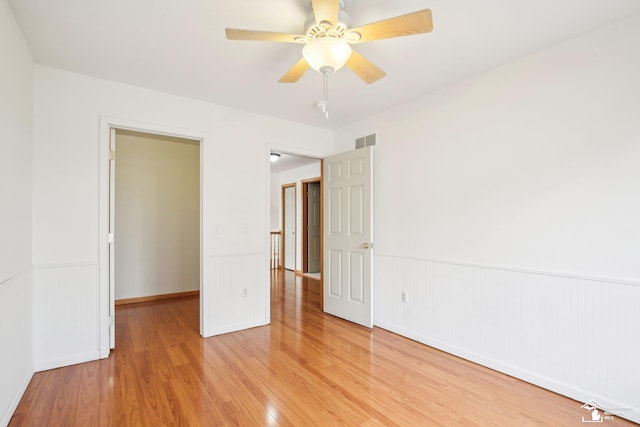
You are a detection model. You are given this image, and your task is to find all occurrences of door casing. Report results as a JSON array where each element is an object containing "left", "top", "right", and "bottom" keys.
[
  {"left": 281, "top": 183, "right": 296, "bottom": 271},
  {"left": 99, "top": 116, "right": 204, "bottom": 358}
]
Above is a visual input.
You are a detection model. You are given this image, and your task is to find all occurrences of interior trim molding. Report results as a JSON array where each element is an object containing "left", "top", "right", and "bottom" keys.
[
  {"left": 375, "top": 253, "right": 640, "bottom": 288},
  {"left": 32, "top": 261, "right": 99, "bottom": 270},
  {"left": 116, "top": 290, "right": 200, "bottom": 306},
  {"left": 204, "top": 319, "right": 268, "bottom": 338},
  {"left": 0, "top": 265, "right": 31, "bottom": 287},
  {"left": 98, "top": 115, "right": 208, "bottom": 357},
  {"left": 34, "top": 350, "right": 100, "bottom": 373},
  {"left": 375, "top": 319, "right": 640, "bottom": 424},
  {"left": 0, "top": 365, "right": 33, "bottom": 427},
  {"left": 206, "top": 251, "right": 265, "bottom": 258}
]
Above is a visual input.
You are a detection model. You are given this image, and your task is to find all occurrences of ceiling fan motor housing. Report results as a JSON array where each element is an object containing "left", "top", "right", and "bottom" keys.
[{"left": 303, "top": 8, "right": 351, "bottom": 41}]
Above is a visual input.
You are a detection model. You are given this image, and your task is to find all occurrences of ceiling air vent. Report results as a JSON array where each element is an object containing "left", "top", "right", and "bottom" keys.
[{"left": 355, "top": 133, "right": 376, "bottom": 149}]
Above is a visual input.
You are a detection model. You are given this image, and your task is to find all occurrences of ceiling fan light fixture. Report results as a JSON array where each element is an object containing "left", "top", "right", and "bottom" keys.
[{"left": 302, "top": 37, "right": 352, "bottom": 73}]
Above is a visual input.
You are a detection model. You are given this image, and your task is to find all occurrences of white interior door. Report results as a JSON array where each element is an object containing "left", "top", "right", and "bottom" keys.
[
  {"left": 108, "top": 128, "right": 116, "bottom": 348},
  {"left": 283, "top": 185, "right": 296, "bottom": 271},
  {"left": 323, "top": 146, "right": 373, "bottom": 327},
  {"left": 308, "top": 182, "right": 321, "bottom": 273}
]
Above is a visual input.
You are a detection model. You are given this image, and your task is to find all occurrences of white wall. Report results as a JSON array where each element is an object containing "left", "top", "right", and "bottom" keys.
[
  {"left": 114, "top": 131, "right": 199, "bottom": 300},
  {"left": 277, "top": 162, "right": 321, "bottom": 272},
  {"left": 31, "top": 66, "right": 333, "bottom": 369},
  {"left": 335, "top": 13, "right": 640, "bottom": 424},
  {"left": 0, "top": 1, "right": 34, "bottom": 425}
]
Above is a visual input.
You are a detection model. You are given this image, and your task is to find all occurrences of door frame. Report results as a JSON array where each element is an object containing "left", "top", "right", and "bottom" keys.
[
  {"left": 302, "top": 178, "right": 321, "bottom": 275},
  {"left": 281, "top": 183, "right": 297, "bottom": 271},
  {"left": 98, "top": 116, "right": 205, "bottom": 358}
]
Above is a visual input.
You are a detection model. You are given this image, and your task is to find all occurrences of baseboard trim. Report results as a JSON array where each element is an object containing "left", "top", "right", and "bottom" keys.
[
  {"left": 1, "top": 364, "right": 34, "bottom": 427},
  {"left": 116, "top": 290, "right": 200, "bottom": 306},
  {"left": 34, "top": 351, "right": 99, "bottom": 373},
  {"left": 203, "top": 319, "right": 267, "bottom": 338},
  {"left": 374, "top": 320, "right": 640, "bottom": 424}
]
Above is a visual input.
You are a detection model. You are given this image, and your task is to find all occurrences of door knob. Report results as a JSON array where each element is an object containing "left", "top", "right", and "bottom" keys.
[{"left": 361, "top": 242, "right": 371, "bottom": 249}]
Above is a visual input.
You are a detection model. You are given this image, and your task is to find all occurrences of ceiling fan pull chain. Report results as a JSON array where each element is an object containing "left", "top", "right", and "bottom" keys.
[
  {"left": 314, "top": 71, "right": 330, "bottom": 119},
  {"left": 323, "top": 71, "right": 329, "bottom": 119}
]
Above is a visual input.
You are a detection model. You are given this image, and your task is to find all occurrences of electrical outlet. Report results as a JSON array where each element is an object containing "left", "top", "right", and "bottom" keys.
[
  {"left": 401, "top": 290, "right": 408, "bottom": 303},
  {"left": 242, "top": 288, "right": 248, "bottom": 298}
]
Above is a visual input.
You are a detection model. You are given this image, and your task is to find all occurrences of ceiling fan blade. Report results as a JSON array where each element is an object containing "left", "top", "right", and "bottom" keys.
[
  {"left": 345, "top": 50, "right": 386, "bottom": 84},
  {"left": 348, "top": 9, "right": 433, "bottom": 43},
  {"left": 279, "top": 58, "right": 311, "bottom": 83},
  {"left": 225, "top": 28, "right": 304, "bottom": 44},
  {"left": 311, "top": 0, "right": 340, "bottom": 27}
]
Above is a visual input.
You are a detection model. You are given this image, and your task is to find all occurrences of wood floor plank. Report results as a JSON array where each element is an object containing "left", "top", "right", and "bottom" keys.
[
  {"left": 9, "top": 369, "right": 58, "bottom": 426},
  {"left": 45, "top": 364, "right": 83, "bottom": 426},
  {"left": 131, "top": 350, "right": 177, "bottom": 426},
  {"left": 97, "top": 358, "right": 116, "bottom": 427},
  {"left": 9, "top": 271, "right": 638, "bottom": 426},
  {"left": 71, "top": 362, "right": 100, "bottom": 426},
  {"left": 219, "top": 332, "right": 359, "bottom": 426}
]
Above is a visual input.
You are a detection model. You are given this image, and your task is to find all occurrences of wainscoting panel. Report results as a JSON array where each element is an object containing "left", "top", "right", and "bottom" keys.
[
  {"left": 374, "top": 255, "right": 640, "bottom": 424},
  {"left": 0, "top": 268, "right": 33, "bottom": 427},
  {"left": 202, "top": 253, "right": 268, "bottom": 337},
  {"left": 33, "top": 263, "right": 100, "bottom": 371}
]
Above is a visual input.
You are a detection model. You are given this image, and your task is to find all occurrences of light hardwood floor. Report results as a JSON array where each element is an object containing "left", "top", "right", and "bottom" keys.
[{"left": 10, "top": 270, "right": 636, "bottom": 426}]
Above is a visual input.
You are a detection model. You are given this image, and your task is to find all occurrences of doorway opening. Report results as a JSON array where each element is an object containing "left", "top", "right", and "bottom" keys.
[
  {"left": 267, "top": 147, "right": 373, "bottom": 326},
  {"left": 302, "top": 179, "right": 321, "bottom": 280},
  {"left": 112, "top": 129, "right": 200, "bottom": 306},
  {"left": 268, "top": 152, "right": 323, "bottom": 308}
]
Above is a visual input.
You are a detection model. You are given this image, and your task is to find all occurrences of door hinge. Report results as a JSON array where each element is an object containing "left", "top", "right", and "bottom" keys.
[
  {"left": 109, "top": 149, "right": 115, "bottom": 160},
  {"left": 108, "top": 233, "right": 114, "bottom": 244}
]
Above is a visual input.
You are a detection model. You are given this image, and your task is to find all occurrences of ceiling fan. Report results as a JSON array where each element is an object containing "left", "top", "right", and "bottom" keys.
[{"left": 225, "top": 0, "right": 433, "bottom": 85}]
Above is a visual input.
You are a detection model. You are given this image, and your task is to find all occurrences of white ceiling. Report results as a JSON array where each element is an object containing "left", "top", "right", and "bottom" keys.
[{"left": 8, "top": 0, "right": 640, "bottom": 130}]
